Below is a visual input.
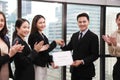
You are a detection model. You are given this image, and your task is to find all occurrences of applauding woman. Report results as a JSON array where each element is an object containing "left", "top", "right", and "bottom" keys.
[
  {"left": 28, "top": 15, "right": 63, "bottom": 80},
  {"left": 12, "top": 18, "right": 48, "bottom": 80}
]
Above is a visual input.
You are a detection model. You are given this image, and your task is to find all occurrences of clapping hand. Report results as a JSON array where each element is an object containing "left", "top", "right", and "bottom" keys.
[
  {"left": 34, "top": 41, "right": 49, "bottom": 52},
  {"left": 9, "top": 41, "right": 24, "bottom": 57},
  {"left": 34, "top": 41, "right": 44, "bottom": 52},
  {"left": 102, "top": 35, "right": 111, "bottom": 44},
  {"left": 102, "top": 35, "right": 117, "bottom": 46},
  {"left": 39, "top": 44, "right": 49, "bottom": 51},
  {"left": 109, "top": 37, "right": 117, "bottom": 46}
]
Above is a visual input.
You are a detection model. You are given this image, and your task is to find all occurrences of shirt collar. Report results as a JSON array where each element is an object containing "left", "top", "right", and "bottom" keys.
[{"left": 80, "top": 28, "right": 88, "bottom": 36}]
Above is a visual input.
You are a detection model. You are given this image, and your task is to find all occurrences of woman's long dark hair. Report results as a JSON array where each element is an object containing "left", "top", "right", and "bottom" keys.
[
  {"left": 0, "top": 11, "right": 8, "bottom": 38},
  {"left": 12, "top": 18, "right": 29, "bottom": 42},
  {"left": 30, "top": 15, "right": 45, "bottom": 34}
]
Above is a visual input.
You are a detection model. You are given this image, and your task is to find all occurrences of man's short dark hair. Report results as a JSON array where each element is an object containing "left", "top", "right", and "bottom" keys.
[{"left": 77, "top": 13, "right": 89, "bottom": 21}]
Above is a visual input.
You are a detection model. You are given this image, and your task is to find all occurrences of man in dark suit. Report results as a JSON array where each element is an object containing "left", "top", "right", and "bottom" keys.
[{"left": 60, "top": 13, "right": 99, "bottom": 80}]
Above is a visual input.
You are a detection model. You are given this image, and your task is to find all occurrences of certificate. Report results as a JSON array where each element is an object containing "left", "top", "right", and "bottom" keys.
[{"left": 52, "top": 51, "right": 73, "bottom": 66}]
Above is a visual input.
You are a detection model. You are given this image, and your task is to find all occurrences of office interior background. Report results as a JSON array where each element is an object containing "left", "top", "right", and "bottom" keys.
[{"left": 0, "top": 0, "right": 120, "bottom": 80}]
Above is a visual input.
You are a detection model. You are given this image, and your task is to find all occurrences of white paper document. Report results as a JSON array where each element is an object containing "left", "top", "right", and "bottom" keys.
[{"left": 52, "top": 51, "right": 73, "bottom": 66}]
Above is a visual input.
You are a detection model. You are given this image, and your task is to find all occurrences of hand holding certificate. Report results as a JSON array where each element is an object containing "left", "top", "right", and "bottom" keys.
[{"left": 52, "top": 51, "right": 73, "bottom": 66}]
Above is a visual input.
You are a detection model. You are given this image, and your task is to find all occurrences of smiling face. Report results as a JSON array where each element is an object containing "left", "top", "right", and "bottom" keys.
[
  {"left": 0, "top": 14, "right": 5, "bottom": 31},
  {"left": 36, "top": 17, "right": 46, "bottom": 32},
  {"left": 77, "top": 16, "right": 89, "bottom": 32},
  {"left": 17, "top": 21, "right": 30, "bottom": 38}
]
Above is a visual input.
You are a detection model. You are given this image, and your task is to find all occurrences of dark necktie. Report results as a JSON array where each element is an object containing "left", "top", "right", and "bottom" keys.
[{"left": 78, "top": 32, "right": 83, "bottom": 40}]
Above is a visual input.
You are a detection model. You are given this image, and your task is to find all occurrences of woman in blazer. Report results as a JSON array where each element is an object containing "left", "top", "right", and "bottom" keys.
[
  {"left": 28, "top": 15, "right": 62, "bottom": 80},
  {"left": 0, "top": 11, "right": 24, "bottom": 80},
  {"left": 12, "top": 18, "right": 48, "bottom": 80}
]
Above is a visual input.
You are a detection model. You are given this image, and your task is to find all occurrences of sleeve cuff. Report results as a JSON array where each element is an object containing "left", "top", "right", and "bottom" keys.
[{"left": 81, "top": 60, "right": 85, "bottom": 65}]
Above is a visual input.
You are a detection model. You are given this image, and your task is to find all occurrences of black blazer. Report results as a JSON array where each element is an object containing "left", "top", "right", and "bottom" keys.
[
  {"left": 61, "top": 30, "right": 99, "bottom": 78},
  {"left": 0, "top": 36, "right": 13, "bottom": 79},
  {"left": 13, "top": 35, "right": 38, "bottom": 80},
  {"left": 28, "top": 31, "right": 56, "bottom": 67}
]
